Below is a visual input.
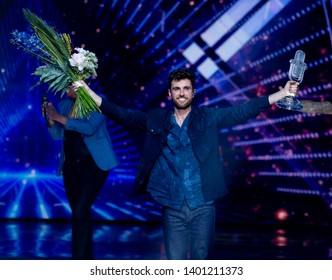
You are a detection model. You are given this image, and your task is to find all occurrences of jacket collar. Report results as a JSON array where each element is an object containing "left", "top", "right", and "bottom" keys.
[
  {"left": 187, "top": 107, "right": 199, "bottom": 127},
  {"left": 166, "top": 107, "right": 199, "bottom": 129}
]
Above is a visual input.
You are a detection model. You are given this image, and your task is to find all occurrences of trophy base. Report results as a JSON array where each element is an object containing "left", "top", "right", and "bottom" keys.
[{"left": 276, "top": 96, "right": 303, "bottom": 111}]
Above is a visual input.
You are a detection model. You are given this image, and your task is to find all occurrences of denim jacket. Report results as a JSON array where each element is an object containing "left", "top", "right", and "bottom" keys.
[{"left": 100, "top": 96, "right": 271, "bottom": 202}]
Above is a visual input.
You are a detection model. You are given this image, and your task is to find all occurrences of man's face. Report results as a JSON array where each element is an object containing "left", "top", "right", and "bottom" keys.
[
  {"left": 66, "top": 86, "right": 78, "bottom": 100},
  {"left": 168, "top": 78, "right": 195, "bottom": 110}
]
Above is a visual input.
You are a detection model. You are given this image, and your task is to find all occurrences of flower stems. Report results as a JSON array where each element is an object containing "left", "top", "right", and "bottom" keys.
[{"left": 72, "top": 86, "right": 101, "bottom": 119}]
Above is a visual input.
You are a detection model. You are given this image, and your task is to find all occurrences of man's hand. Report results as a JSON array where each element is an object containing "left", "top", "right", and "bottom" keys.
[
  {"left": 74, "top": 80, "right": 102, "bottom": 107},
  {"left": 45, "top": 103, "right": 67, "bottom": 125},
  {"left": 279, "top": 81, "right": 299, "bottom": 98},
  {"left": 41, "top": 102, "right": 55, "bottom": 127},
  {"left": 268, "top": 81, "right": 299, "bottom": 105}
]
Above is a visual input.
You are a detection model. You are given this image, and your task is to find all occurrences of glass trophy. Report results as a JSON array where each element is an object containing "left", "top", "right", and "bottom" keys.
[{"left": 276, "top": 50, "right": 307, "bottom": 111}]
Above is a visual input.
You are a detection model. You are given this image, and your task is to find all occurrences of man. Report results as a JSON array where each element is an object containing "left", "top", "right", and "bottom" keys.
[
  {"left": 43, "top": 87, "right": 118, "bottom": 259},
  {"left": 76, "top": 68, "right": 298, "bottom": 259}
]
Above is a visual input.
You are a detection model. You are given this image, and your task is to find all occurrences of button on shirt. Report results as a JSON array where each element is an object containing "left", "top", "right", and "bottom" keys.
[{"left": 147, "top": 113, "right": 206, "bottom": 210}]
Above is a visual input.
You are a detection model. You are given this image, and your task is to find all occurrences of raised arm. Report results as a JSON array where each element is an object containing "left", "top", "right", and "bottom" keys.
[{"left": 74, "top": 81, "right": 149, "bottom": 129}]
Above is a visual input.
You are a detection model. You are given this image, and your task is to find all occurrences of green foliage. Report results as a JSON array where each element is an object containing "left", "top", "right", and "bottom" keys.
[
  {"left": 23, "top": 9, "right": 71, "bottom": 65},
  {"left": 13, "top": 8, "right": 100, "bottom": 118},
  {"left": 31, "top": 66, "right": 71, "bottom": 97}
]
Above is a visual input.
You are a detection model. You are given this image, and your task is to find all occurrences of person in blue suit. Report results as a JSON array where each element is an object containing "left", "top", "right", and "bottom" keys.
[
  {"left": 75, "top": 68, "right": 298, "bottom": 259},
  {"left": 42, "top": 86, "right": 118, "bottom": 259}
]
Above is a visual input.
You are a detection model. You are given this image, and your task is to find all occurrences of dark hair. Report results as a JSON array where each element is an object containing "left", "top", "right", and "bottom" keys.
[{"left": 167, "top": 68, "right": 196, "bottom": 89}]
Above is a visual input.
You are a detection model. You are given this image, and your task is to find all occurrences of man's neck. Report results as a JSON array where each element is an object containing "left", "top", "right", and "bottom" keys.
[{"left": 173, "top": 107, "right": 191, "bottom": 127}]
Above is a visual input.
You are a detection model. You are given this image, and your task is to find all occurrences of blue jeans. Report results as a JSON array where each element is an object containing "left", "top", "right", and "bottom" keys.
[{"left": 162, "top": 201, "right": 215, "bottom": 260}]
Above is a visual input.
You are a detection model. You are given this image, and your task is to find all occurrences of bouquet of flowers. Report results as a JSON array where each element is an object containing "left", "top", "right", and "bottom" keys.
[{"left": 10, "top": 8, "right": 100, "bottom": 119}]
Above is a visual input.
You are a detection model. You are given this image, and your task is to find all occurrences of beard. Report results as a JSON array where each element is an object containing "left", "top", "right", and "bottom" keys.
[{"left": 172, "top": 97, "right": 193, "bottom": 110}]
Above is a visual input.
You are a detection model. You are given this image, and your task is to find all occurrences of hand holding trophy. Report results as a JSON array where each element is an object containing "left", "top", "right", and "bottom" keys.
[
  {"left": 276, "top": 50, "right": 307, "bottom": 111},
  {"left": 276, "top": 50, "right": 332, "bottom": 114}
]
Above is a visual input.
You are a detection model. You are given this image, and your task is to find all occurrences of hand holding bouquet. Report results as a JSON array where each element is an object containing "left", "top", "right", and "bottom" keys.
[{"left": 11, "top": 8, "right": 100, "bottom": 119}]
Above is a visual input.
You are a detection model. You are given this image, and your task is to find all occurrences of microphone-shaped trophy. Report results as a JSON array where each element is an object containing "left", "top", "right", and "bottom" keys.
[{"left": 276, "top": 50, "right": 307, "bottom": 111}]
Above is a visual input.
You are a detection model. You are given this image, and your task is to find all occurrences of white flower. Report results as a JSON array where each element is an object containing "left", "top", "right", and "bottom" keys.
[
  {"left": 69, "top": 48, "right": 86, "bottom": 71},
  {"left": 69, "top": 47, "right": 98, "bottom": 79}
]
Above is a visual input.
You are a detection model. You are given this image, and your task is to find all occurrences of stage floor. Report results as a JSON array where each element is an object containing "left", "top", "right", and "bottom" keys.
[{"left": 0, "top": 220, "right": 331, "bottom": 260}]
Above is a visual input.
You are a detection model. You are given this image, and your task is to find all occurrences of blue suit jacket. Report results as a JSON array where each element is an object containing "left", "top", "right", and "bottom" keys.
[
  {"left": 99, "top": 96, "right": 271, "bottom": 201},
  {"left": 48, "top": 97, "right": 118, "bottom": 176}
]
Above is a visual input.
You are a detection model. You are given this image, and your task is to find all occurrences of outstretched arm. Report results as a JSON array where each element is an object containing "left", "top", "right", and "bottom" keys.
[{"left": 73, "top": 81, "right": 149, "bottom": 129}]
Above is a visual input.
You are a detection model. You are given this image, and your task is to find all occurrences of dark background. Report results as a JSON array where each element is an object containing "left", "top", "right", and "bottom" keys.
[{"left": 0, "top": 0, "right": 331, "bottom": 226}]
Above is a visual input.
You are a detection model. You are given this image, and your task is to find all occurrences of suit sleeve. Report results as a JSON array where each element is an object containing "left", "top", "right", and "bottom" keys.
[
  {"left": 99, "top": 97, "right": 148, "bottom": 130},
  {"left": 65, "top": 112, "right": 106, "bottom": 136},
  {"left": 214, "top": 96, "right": 271, "bottom": 127}
]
